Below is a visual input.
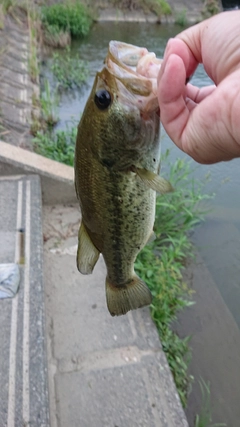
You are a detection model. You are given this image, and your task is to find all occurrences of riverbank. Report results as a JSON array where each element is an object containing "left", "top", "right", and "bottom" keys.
[
  {"left": 91, "top": 0, "right": 222, "bottom": 23},
  {"left": 96, "top": 0, "right": 204, "bottom": 23}
]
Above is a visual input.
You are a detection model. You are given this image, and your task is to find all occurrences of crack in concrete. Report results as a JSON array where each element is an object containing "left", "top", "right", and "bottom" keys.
[{"left": 57, "top": 346, "right": 159, "bottom": 374}]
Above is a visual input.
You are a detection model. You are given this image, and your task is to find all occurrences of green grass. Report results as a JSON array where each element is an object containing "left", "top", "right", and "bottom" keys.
[
  {"left": 33, "top": 124, "right": 77, "bottom": 166},
  {"left": 195, "top": 379, "right": 227, "bottom": 427},
  {"left": 40, "top": 79, "right": 59, "bottom": 127},
  {"left": 135, "top": 152, "right": 213, "bottom": 406}
]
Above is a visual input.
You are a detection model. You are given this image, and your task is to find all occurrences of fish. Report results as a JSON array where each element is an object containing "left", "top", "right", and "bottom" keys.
[{"left": 74, "top": 41, "right": 172, "bottom": 316}]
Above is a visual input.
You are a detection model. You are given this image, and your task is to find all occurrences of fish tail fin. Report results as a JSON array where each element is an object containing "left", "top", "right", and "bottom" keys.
[{"left": 106, "top": 275, "right": 152, "bottom": 317}]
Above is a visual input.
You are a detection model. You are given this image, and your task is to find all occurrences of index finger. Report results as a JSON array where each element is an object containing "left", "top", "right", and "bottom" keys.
[
  {"left": 158, "top": 52, "right": 189, "bottom": 149},
  {"left": 158, "top": 38, "right": 199, "bottom": 85}
]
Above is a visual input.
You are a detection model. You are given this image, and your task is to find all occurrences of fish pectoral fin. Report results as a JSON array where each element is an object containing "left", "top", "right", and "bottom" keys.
[
  {"left": 146, "top": 231, "right": 156, "bottom": 245},
  {"left": 106, "top": 275, "right": 152, "bottom": 316},
  {"left": 77, "top": 222, "right": 100, "bottom": 274},
  {"left": 134, "top": 167, "right": 173, "bottom": 193}
]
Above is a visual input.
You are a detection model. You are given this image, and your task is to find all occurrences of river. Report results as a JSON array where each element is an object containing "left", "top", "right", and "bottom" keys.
[{"left": 43, "top": 22, "right": 240, "bottom": 427}]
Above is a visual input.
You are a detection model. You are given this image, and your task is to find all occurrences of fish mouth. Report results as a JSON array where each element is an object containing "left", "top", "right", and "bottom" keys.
[{"left": 102, "top": 41, "right": 162, "bottom": 115}]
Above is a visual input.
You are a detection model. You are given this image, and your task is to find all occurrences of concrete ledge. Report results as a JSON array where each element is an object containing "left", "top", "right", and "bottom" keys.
[
  {"left": 0, "top": 140, "right": 76, "bottom": 205},
  {"left": 0, "top": 175, "right": 50, "bottom": 426}
]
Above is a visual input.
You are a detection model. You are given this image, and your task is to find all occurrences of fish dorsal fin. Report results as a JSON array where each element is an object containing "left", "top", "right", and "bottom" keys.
[{"left": 133, "top": 167, "right": 173, "bottom": 193}]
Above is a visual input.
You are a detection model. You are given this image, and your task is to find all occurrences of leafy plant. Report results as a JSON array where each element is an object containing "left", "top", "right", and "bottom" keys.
[
  {"left": 33, "top": 124, "right": 77, "bottom": 166},
  {"left": 135, "top": 152, "right": 213, "bottom": 406},
  {"left": 195, "top": 379, "right": 227, "bottom": 427},
  {"left": 41, "top": 1, "right": 92, "bottom": 38},
  {"left": 50, "top": 46, "right": 89, "bottom": 89}
]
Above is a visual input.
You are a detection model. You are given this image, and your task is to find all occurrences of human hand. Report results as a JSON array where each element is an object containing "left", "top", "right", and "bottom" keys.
[{"left": 157, "top": 11, "right": 240, "bottom": 164}]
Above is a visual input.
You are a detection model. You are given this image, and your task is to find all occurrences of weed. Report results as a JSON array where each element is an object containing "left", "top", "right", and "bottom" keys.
[
  {"left": 0, "top": 0, "right": 17, "bottom": 29},
  {"left": 175, "top": 8, "right": 188, "bottom": 27},
  {"left": 0, "top": 0, "right": 15, "bottom": 14},
  {"left": 195, "top": 379, "right": 227, "bottom": 427},
  {"left": 32, "top": 90, "right": 40, "bottom": 108},
  {"left": 0, "top": 4, "right": 4, "bottom": 29},
  {"left": 40, "top": 79, "right": 59, "bottom": 127},
  {"left": 28, "top": 25, "right": 39, "bottom": 83},
  {"left": 43, "top": 22, "right": 71, "bottom": 48},
  {"left": 136, "top": 152, "right": 213, "bottom": 406},
  {"left": 201, "top": 0, "right": 219, "bottom": 19},
  {"left": 30, "top": 118, "right": 42, "bottom": 137},
  {"left": 26, "top": 1, "right": 39, "bottom": 83},
  {"left": 33, "top": 124, "right": 77, "bottom": 166},
  {"left": 41, "top": 1, "right": 93, "bottom": 38},
  {"left": 50, "top": 46, "right": 89, "bottom": 89}
]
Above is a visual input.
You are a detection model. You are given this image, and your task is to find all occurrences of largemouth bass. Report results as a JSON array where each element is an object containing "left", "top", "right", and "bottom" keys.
[{"left": 75, "top": 41, "right": 172, "bottom": 316}]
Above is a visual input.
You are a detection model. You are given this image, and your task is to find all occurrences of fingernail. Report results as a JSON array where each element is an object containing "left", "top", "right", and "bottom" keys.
[{"left": 157, "top": 61, "right": 165, "bottom": 86}]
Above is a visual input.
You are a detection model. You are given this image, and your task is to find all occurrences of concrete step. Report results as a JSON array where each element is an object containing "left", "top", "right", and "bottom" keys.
[{"left": 0, "top": 175, "right": 49, "bottom": 427}]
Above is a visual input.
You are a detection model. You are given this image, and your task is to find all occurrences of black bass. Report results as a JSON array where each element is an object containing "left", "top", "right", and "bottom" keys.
[{"left": 75, "top": 41, "right": 172, "bottom": 316}]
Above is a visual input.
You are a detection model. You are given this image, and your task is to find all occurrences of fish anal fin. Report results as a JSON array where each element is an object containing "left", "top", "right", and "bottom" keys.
[
  {"left": 134, "top": 167, "right": 173, "bottom": 193},
  {"left": 106, "top": 275, "right": 152, "bottom": 316},
  {"left": 77, "top": 222, "right": 100, "bottom": 274}
]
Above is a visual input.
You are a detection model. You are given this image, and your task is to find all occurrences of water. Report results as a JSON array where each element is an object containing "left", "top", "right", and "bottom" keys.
[{"left": 43, "top": 22, "right": 240, "bottom": 426}]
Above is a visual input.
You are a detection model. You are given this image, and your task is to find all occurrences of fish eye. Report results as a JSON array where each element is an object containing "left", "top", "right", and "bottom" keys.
[{"left": 94, "top": 89, "right": 111, "bottom": 110}]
